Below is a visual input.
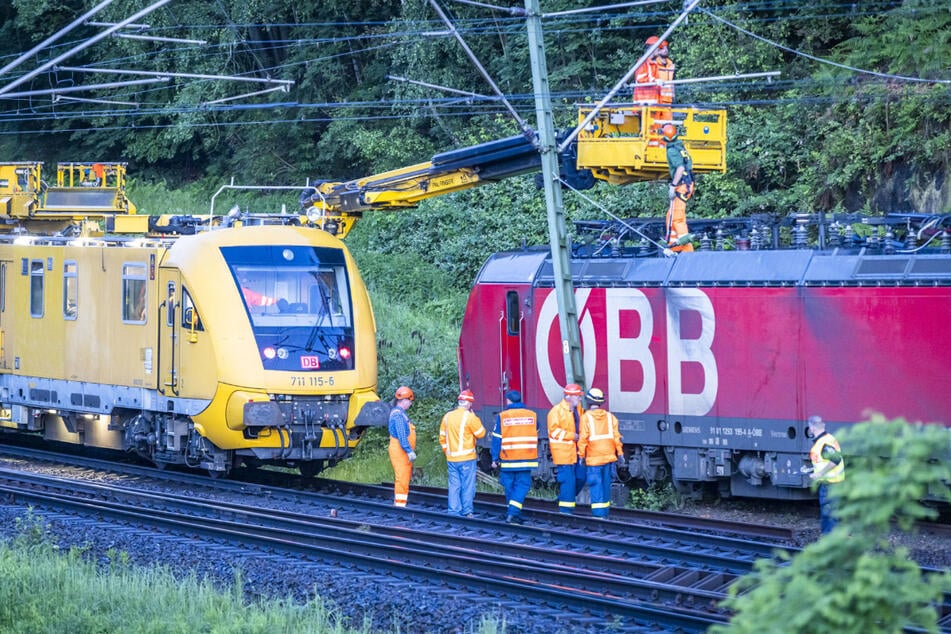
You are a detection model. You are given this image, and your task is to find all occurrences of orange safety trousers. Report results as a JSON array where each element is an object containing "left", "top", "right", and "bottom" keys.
[
  {"left": 388, "top": 424, "right": 416, "bottom": 507},
  {"left": 666, "top": 182, "right": 695, "bottom": 253}
]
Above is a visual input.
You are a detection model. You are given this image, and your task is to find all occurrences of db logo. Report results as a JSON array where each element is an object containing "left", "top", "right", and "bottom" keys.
[{"left": 300, "top": 356, "right": 320, "bottom": 369}]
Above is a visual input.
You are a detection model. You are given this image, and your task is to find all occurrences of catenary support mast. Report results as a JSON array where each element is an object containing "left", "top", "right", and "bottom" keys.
[{"left": 524, "top": 0, "right": 585, "bottom": 389}]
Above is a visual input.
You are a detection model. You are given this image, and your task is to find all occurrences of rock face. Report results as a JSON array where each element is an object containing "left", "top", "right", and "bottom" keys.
[{"left": 869, "top": 161, "right": 949, "bottom": 214}]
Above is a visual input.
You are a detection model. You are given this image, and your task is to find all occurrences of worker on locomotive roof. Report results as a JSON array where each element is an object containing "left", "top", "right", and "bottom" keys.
[
  {"left": 388, "top": 386, "right": 417, "bottom": 508},
  {"left": 439, "top": 389, "right": 486, "bottom": 518},
  {"left": 807, "top": 415, "right": 845, "bottom": 534},
  {"left": 663, "top": 123, "right": 695, "bottom": 253},
  {"left": 491, "top": 390, "right": 538, "bottom": 524},
  {"left": 634, "top": 35, "right": 675, "bottom": 104},
  {"left": 547, "top": 383, "right": 587, "bottom": 514},
  {"left": 578, "top": 388, "right": 623, "bottom": 519}
]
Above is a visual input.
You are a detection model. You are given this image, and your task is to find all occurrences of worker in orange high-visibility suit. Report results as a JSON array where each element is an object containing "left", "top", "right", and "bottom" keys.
[
  {"left": 546, "top": 383, "right": 587, "bottom": 514},
  {"left": 663, "top": 123, "right": 695, "bottom": 253},
  {"left": 578, "top": 388, "right": 623, "bottom": 519},
  {"left": 634, "top": 36, "right": 675, "bottom": 104},
  {"left": 439, "top": 389, "right": 486, "bottom": 517},
  {"left": 388, "top": 386, "right": 417, "bottom": 508},
  {"left": 491, "top": 390, "right": 538, "bottom": 524}
]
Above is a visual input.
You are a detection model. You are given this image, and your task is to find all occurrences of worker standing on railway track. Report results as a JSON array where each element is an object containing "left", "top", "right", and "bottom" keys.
[
  {"left": 490, "top": 390, "right": 538, "bottom": 524},
  {"left": 578, "top": 388, "right": 623, "bottom": 519},
  {"left": 807, "top": 415, "right": 845, "bottom": 534},
  {"left": 547, "top": 383, "right": 587, "bottom": 514},
  {"left": 439, "top": 389, "right": 486, "bottom": 518},
  {"left": 388, "top": 386, "right": 417, "bottom": 508}
]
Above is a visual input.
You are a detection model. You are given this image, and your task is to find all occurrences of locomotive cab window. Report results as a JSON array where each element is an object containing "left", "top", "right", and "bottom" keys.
[
  {"left": 506, "top": 290, "right": 521, "bottom": 335},
  {"left": 30, "top": 259, "right": 44, "bottom": 318},
  {"left": 63, "top": 260, "right": 78, "bottom": 320},
  {"left": 122, "top": 263, "right": 147, "bottom": 324},
  {"left": 221, "top": 245, "right": 357, "bottom": 372}
]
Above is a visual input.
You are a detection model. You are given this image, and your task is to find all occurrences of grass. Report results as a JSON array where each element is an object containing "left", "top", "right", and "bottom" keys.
[
  {"left": 0, "top": 513, "right": 365, "bottom": 634},
  {"left": 0, "top": 511, "right": 507, "bottom": 633}
]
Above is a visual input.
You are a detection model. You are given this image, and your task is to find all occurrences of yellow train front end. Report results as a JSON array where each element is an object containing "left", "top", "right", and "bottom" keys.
[
  {"left": 0, "top": 221, "right": 385, "bottom": 477},
  {"left": 155, "top": 224, "right": 386, "bottom": 475}
]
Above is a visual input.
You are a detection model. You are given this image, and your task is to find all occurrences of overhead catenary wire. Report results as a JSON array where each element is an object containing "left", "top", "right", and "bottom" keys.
[
  {"left": 428, "top": 0, "right": 533, "bottom": 137},
  {"left": 701, "top": 8, "right": 951, "bottom": 85},
  {"left": 0, "top": 0, "right": 173, "bottom": 97},
  {"left": 559, "top": 176, "right": 673, "bottom": 256},
  {"left": 0, "top": 2, "right": 945, "bottom": 129}
]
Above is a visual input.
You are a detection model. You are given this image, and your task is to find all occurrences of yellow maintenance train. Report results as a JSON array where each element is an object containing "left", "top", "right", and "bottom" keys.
[
  {"left": 0, "top": 105, "right": 726, "bottom": 477},
  {"left": 0, "top": 161, "right": 387, "bottom": 476}
]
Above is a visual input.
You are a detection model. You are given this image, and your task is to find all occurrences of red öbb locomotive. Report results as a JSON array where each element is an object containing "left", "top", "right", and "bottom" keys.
[{"left": 458, "top": 213, "right": 951, "bottom": 499}]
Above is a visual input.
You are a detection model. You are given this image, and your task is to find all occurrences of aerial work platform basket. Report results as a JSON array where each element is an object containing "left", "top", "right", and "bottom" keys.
[{"left": 575, "top": 105, "right": 727, "bottom": 185}]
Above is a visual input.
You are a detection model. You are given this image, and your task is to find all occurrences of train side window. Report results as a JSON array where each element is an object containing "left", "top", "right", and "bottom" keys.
[
  {"left": 0, "top": 261, "right": 5, "bottom": 313},
  {"left": 121, "top": 262, "right": 147, "bottom": 324},
  {"left": 63, "top": 260, "right": 78, "bottom": 320},
  {"left": 506, "top": 290, "right": 520, "bottom": 335},
  {"left": 180, "top": 288, "right": 204, "bottom": 331},
  {"left": 29, "top": 259, "right": 44, "bottom": 318}
]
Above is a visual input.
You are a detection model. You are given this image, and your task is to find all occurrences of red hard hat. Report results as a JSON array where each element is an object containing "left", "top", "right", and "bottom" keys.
[
  {"left": 458, "top": 389, "right": 475, "bottom": 403},
  {"left": 645, "top": 36, "right": 660, "bottom": 46},
  {"left": 564, "top": 383, "right": 583, "bottom": 396},
  {"left": 662, "top": 124, "right": 678, "bottom": 140},
  {"left": 395, "top": 386, "right": 414, "bottom": 401}
]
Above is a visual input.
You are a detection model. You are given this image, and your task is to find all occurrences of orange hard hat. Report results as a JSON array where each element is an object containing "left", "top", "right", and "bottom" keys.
[
  {"left": 564, "top": 383, "right": 583, "bottom": 396},
  {"left": 645, "top": 36, "right": 668, "bottom": 48},
  {"left": 458, "top": 389, "right": 475, "bottom": 403},
  {"left": 395, "top": 386, "right": 414, "bottom": 401},
  {"left": 662, "top": 124, "right": 678, "bottom": 140}
]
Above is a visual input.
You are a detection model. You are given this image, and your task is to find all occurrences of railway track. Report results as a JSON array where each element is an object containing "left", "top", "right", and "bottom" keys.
[{"left": 1, "top": 441, "right": 948, "bottom": 632}]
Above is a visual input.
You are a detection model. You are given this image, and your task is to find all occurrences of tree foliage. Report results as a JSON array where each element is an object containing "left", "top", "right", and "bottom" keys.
[
  {"left": 0, "top": 0, "right": 947, "bottom": 248},
  {"left": 713, "top": 417, "right": 951, "bottom": 634}
]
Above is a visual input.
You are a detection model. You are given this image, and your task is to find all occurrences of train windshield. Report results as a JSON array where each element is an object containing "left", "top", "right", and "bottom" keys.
[
  {"left": 234, "top": 265, "right": 351, "bottom": 329},
  {"left": 221, "top": 245, "right": 355, "bottom": 371}
]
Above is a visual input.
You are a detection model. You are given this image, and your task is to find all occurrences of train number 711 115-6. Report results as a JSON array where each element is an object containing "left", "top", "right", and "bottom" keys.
[{"left": 290, "top": 375, "right": 335, "bottom": 387}]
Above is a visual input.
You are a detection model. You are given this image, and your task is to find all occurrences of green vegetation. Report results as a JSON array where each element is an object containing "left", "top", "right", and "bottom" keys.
[
  {"left": 0, "top": 510, "right": 508, "bottom": 633},
  {"left": 628, "top": 483, "right": 688, "bottom": 512},
  {"left": 0, "top": 512, "right": 366, "bottom": 633},
  {"left": 713, "top": 417, "right": 951, "bottom": 634}
]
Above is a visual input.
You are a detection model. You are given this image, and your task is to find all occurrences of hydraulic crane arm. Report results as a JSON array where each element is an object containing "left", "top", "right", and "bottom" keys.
[
  {"left": 300, "top": 104, "right": 726, "bottom": 239},
  {"left": 299, "top": 133, "right": 549, "bottom": 237}
]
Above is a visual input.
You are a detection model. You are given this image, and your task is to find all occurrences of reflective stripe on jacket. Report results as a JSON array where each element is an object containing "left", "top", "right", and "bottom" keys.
[
  {"left": 439, "top": 408, "right": 486, "bottom": 462},
  {"left": 494, "top": 407, "right": 538, "bottom": 469},
  {"left": 810, "top": 432, "right": 845, "bottom": 483},
  {"left": 578, "top": 409, "right": 622, "bottom": 467},
  {"left": 655, "top": 58, "right": 675, "bottom": 103},
  {"left": 547, "top": 400, "right": 582, "bottom": 465}
]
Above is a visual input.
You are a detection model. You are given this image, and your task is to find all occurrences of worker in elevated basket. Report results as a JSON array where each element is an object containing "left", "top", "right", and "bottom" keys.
[
  {"left": 578, "top": 388, "right": 623, "bottom": 519},
  {"left": 388, "top": 386, "right": 417, "bottom": 508}
]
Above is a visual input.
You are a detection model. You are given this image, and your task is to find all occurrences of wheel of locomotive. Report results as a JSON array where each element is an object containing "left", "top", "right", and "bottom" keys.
[{"left": 299, "top": 460, "right": 325, "bottom": 479}]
